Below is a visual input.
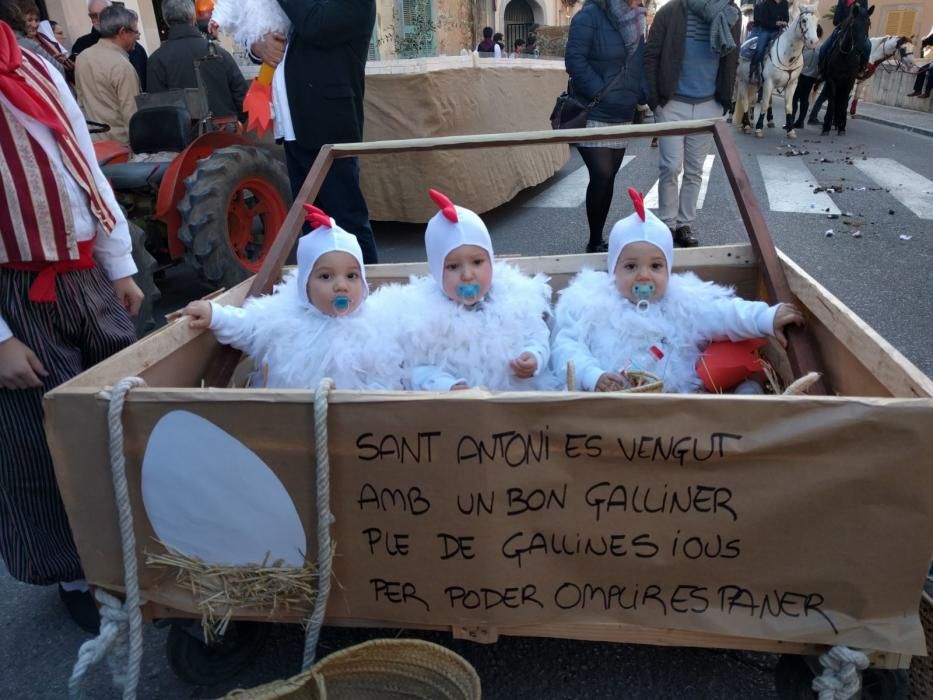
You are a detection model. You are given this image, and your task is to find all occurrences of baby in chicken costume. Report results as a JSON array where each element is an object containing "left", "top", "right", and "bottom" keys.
[
  {"left": 384, "top": 190, "right": 554, "bottom": 391},
  {"left": 551, "top": 189, "right": 804, "bottom": 393},
  {"left": 184, "top": 206, "right": 404, "bottom": 390}
]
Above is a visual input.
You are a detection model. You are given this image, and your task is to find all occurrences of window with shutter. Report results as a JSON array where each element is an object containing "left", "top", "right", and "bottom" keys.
[
  {"left": 397, "top": 0, "right": 436, "bottom": 58},
  {"left": 883, "top": 8, "right": 917, "bottom": 37},
  {"left": 368, "top": 25, "right": 379, "bottom": 61}
]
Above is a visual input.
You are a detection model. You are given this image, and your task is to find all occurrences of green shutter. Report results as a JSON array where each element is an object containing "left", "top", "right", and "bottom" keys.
[{"left": 398, "top": 0, "right": 435, "bottom": 58}]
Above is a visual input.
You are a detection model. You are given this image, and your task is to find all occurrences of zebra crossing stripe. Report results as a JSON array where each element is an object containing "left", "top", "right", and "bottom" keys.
[
  {"left": 523, "top": 155, "right": 636, "bottom": 208},
  {"left": 644, "top": 155, "right": 716, "bottom": 210},
  {"left": 757, "top": 156, "right": 841, "bottom": 216},
  {"left": 853, "top": 158, "right": 933, "bottom": 220}
]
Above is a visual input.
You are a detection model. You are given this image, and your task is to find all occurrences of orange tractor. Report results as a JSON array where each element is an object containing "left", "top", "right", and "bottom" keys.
[{"left": 93, "top": 83, "right": 291, "bottom": 333}]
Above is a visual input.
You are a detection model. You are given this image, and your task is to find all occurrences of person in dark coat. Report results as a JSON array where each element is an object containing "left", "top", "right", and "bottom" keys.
[
  {"left": 71, "top": 0, "right": 148, "bottom": 90},
  {"left": 565, "top": 0, "right": 646, "bottom": 253},
  {"left": 147, "top": 0, "right": 247, "bottom": 119},
  {"left": 250, "top": 0, "right": 377, "bottom": 264}
]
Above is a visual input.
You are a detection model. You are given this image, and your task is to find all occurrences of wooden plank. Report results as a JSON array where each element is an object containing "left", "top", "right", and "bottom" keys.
[
  {"left": 140, "top": 599, "right": 909, "bottom": 666},
  {"left": 328, "top": 119, "right": 720, "bottom": 157},
  {"left": 779, "top": 251, "right": 933, "bottom": 399},
  {"left": 712, "top": 121, "right": 828, "bottom": 394}
]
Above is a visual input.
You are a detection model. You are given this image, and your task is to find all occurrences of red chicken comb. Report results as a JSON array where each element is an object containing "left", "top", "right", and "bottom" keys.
[
  {"left": 302, "top": 203, "right": 331, "bottom": 230},
  {"left": 628, "top": 187, "right": 646, "bottom": 222},
  {"left": 428, "top": 188, "right": 459, "bottom": 223}
]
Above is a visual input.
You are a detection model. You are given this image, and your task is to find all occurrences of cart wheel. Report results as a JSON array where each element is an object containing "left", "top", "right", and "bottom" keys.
[
  {"left": 775, "top": 654, "right": 909, "bottom": 700},
  {"left": 775, "top": 654, "right": 818, "bottom": 699},
  {"left": 166, "top": 621, "right": 270, "bottom": 686}
]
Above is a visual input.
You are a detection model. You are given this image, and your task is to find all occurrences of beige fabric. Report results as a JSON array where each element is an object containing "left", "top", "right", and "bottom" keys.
[
  {"left": 360, "top": 60, "right": 570, "bottom": 223},
  {"left": 75, "top": 40, "right": 140, "bottom": 146}
]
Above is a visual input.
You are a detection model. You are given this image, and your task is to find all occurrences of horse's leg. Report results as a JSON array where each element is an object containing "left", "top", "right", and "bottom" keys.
[
  {"left": 767, "top": 95, "right": 775, "bottom": 127},
  {"left": 821, "top": 81, "right": 834, "bottom": 135},
  {"left": 785, "top": 75, "right": 798, "bottom": 138},
  {"left": 755, "top": 78, "right": 771, "bottom": 136},
  {"left": 837, "top": 82, "right": 849, "bottom": 135}
]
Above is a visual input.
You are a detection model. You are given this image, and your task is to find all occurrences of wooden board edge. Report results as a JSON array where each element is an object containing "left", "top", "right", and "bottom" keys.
[
  {"left": 778, "top": 250, "right": 933, "bottom": 399},
  {"left": 140, "top": 601, "right": 910, "bottom": 666}
]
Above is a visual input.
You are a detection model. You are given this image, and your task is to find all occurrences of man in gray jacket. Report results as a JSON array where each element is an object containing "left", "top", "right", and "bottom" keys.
[{"left": 645, "top": 0, "right": 740, "bottom": 247}]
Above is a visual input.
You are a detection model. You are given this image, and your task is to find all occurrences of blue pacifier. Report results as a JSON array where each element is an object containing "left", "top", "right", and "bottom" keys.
[
  {"left": 632, "top": 283, "right": 655, "bottom": 312},
  {"left": 457, "top": 283, "right": 481, "bottom": 302},
  {"left": 333, "top": 295, "right": 351, "bottom": 312}
]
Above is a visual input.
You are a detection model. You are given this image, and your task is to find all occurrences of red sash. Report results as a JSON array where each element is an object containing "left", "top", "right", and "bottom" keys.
[{"left": 2, "top": 238, "right": 96, "bottom": 303}]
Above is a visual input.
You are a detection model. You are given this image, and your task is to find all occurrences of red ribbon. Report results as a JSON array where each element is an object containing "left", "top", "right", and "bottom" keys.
[
  {"left": 0, "top": 21, "right": 67, "bottom": 136},
  {"left": 3, "top": 239, "right": 96, "bottom": 303}
]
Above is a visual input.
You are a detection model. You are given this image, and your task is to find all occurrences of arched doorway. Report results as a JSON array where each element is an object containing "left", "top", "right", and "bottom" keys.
[{"left": 504, "top": 0, "right": 535, "bottom": 55}]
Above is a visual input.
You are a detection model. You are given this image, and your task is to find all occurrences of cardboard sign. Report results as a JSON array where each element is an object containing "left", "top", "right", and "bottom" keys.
[{"left": 320, "top": 391, "right": 933, "bottom": 655}]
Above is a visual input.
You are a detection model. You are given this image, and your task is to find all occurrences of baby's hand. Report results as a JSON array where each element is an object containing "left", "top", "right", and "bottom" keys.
[
  {"left": 450, "top": 382, "right": 470, "bottom": 391},
  {"left": 510, "top": 352, "right": 538, "bottom": 379},
  {"left": 595, "top": 372, "right": 626, "bottom": 392},
  {"left": 773, "top": 303, "right": 805, "bottom": 347},
  {"left": 184, "top": 300, "right": 213, "bottom": 329}
]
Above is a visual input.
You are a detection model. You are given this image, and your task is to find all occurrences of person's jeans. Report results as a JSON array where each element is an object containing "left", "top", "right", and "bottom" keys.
[
  {"left": 751, "top": 28, "right": 775, "bottom": 67},
  {"left": 653, "top": 99, "right": 721, "bottom": 229},
  {"left": 283, "top": 140, "right": 379, "bottom": 264}
]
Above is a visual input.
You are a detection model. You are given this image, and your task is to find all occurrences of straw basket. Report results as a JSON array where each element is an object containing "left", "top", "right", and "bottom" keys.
[
  {"left": 909, "top": 595, "right": 933, "bottom": 698},
  {"left": 223, "top": 639, "right": 482, "bottom": 699},
  {"left": 565, "top": 361, "right": 664, "bottom": 393}
]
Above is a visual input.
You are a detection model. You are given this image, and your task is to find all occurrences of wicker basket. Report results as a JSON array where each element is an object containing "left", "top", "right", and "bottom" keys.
[
  {"left": 909, "top": 595, "right": 933, "bottom": 699},
  {"left": 223, "top": 639, "right": 482, "bottom": 699}
]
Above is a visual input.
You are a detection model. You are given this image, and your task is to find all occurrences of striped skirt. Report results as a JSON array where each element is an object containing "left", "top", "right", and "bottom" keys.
[{"left": 0, "top": 265, "right": 135, "bottom": 585}]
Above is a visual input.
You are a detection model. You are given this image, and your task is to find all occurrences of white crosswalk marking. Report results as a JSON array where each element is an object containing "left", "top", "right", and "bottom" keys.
[
  {"left": 644, "top": 155, "right": 716, "bottom": 210},
  {"left": 853, "top": 158, "right": 933, "bottom": 220},
  {"left": 523, "top": 155, "right": 636, "bottom": 208},
  {"left": 758, "top": 156, "right": 841, "bottom": 215}
]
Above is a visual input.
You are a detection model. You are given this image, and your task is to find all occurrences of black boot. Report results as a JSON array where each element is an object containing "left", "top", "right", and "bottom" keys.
[
  {"left": 585, "top": 240, "right": 608, "bottom": 254},
  {"left": 59, "top": 584, "right": 101, "bottom": 634},
  {"left": 673, "top": 225, "right": 698, "bottom": 248}
]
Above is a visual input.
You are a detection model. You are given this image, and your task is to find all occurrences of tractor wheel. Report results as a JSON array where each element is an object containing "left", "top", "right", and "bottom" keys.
[
  {"left": 177, "top": 146, "right": 291, "bottom": 290},
  {"left": 129, "top": 220, "right": 160, "bottom": 337}
]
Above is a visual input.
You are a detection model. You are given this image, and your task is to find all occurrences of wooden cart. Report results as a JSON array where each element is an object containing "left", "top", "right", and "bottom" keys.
[{"left": 46, "top": 121, "right": 933, "bottom": 697}]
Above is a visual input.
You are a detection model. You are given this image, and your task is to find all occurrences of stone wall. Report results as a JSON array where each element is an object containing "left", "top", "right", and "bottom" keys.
[{"left": 862, "top": 61, "right": 933, "bottom": 113}]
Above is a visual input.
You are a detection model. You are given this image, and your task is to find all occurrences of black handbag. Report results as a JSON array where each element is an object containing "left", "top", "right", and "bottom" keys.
[{"left": 550, "top": 71, "right": 627, "bottom": 130}]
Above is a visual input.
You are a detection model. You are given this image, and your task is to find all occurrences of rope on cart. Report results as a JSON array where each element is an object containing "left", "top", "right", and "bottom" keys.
[
  {"left": 812, "top": 646, "right": 870, "bottom": 699},
  {"left": 69, "top": 376, "right": 147, "bottom": 700},
  {"left": 302, "top": 377, "right": 337, "bottom": 669}
]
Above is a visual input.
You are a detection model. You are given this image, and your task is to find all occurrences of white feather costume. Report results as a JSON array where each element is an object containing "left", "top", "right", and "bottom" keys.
[
  {"left": 209, "top": 272, "right": 406, "bottom": 390},
  {"left": 380, "top": 262, "right": 555, "bottom": 392},
  {"left": 212, "top": 0, "right": 290, "bottom": 46},
  {"left": 551, "top": 269, "right": 779, "bottom": 393}
]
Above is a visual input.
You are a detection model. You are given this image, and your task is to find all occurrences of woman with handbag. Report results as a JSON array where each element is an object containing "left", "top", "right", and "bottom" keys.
[{"left": 565, "top": 0, "right": 646, "bottom": 253}]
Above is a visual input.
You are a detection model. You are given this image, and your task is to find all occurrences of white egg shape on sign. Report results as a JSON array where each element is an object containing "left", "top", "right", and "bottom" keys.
[{"left": 141, "top": 410, "right": 306, "bottom": 568}]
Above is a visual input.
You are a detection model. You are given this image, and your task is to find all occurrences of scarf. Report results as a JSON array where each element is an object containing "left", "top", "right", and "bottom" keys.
[
  {"left": 684, "top": 0, "right": 741, "bottom": 56},
  {"left": 0, "top": 22, "right": 66, "bottom": 135},
  {"left": 603, "top": 0, "right": 647, "bottom": 58}
]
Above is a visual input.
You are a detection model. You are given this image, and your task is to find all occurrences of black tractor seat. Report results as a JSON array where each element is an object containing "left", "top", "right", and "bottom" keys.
[{"left": 101, "top": 160, "right": 172, "bottom": 191}]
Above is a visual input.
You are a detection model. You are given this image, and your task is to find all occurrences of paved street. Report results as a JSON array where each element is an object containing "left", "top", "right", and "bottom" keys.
[{"left": 1, "top": 106, "right": 930, "bottom": 698}]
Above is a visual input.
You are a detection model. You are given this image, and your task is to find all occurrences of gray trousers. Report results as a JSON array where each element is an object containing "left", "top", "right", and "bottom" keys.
[{"left": 653, "top": 98, "right": 721, "bottom": 229}]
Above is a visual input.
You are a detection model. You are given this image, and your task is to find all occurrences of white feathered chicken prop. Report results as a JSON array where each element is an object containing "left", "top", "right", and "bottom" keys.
[{"left": 212, "top": 0, "right": 290, "bottom": 136}]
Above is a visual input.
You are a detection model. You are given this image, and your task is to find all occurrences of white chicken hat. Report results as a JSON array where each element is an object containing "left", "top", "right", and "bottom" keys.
[
  {"left": 608, "top": 188, "right": 674, "bottom": 275},
  {"left": 297, "top": 204, "right": 369, "bottom": 308},
  {"left": 424, "top": 189, "right": 494, "bottom": 285}
]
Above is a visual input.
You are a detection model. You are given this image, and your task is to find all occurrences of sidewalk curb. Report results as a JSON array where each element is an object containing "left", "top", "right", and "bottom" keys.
[{"left": 852, "top": 111, "right": 933, "bottom": 138}]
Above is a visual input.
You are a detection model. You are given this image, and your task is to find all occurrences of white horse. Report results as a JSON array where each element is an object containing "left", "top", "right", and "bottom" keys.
[
  {"left": 735, "top": 5, "right": 820, "bottom": 139},
  {"left": 848, "top": 35, "right": 915, "bottom": 115}
]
